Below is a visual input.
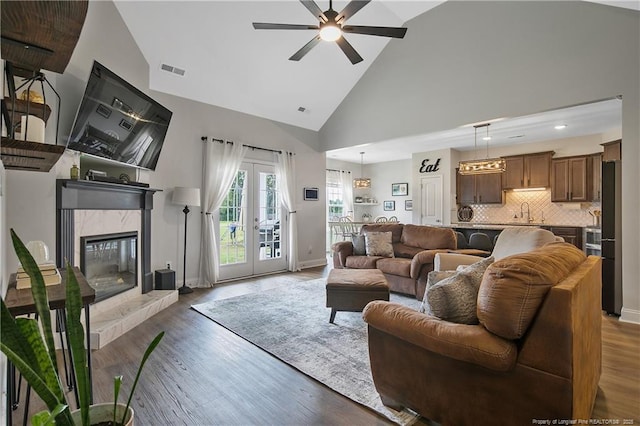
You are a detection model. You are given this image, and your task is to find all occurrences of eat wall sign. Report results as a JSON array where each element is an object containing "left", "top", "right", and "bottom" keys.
[{"left": 419, "top": 158, "right": 441, "bottom": 173}]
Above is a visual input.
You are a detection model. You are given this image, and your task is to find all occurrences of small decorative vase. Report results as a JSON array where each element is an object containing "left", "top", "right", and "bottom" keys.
[
  {"left": 70, "top": 163, "right": 80, "bottom": 180},
  {"left": 71, "top": 403, "right": 134, "bottom": 426}
]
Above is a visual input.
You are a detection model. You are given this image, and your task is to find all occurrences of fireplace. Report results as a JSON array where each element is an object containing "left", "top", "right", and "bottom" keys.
[
  {"left": 56, "top": 179, "right": 158, "bottom": 294},
  {"left": 80, "top": 231, "right": 138, "bottom": 302}
]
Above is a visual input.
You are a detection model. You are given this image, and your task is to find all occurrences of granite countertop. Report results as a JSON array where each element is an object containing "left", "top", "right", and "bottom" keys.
[{"left": 451, "top": 223, "right": 586, "bottom": 229}]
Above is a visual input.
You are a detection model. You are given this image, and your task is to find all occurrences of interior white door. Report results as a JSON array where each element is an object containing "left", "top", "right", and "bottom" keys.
[
  {"left": 217, "top": 162, "right": 286, "bottom": 280},
  {"left": 421, "top": 176, "right": 443, "bottom": 225}
]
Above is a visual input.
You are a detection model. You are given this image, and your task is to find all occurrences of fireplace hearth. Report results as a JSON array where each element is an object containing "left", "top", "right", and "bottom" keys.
[{"left": 81, "top": 231, "right": 138, "bottom": 302}]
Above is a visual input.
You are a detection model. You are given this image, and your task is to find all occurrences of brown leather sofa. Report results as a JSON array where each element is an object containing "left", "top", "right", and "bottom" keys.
[
  {"left": 363, "top": 242, "right": 602, "bottom": 425},
  {"left": 332, "top": 224, "right": 456, "bottom": 299}
]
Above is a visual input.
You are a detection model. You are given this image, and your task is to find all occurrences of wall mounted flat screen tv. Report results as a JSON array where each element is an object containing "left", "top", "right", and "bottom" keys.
[{"left": 67, "top": 61, "right": 172, "bottom": 170}]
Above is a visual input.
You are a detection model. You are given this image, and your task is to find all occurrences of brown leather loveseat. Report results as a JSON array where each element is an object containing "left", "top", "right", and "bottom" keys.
[
  {"left": 363, "top": 242, "right": 602, "bottom": 425},
  {"left": 332, "top": 223, "right": 456, "bottom": 299}
]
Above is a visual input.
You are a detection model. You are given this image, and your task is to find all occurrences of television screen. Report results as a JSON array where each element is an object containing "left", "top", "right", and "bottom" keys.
[{"left": 67, "top": 61, "right": 172, "bottom": 170}]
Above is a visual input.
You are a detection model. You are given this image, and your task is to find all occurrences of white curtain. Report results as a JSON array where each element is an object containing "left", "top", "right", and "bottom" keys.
[
  {"left": 275, "top": 151, "right": 299, "bottom": 271},
  {"left": 339, "top": 171, "right": 353, "bottom": 219},
  {"left": 199, "top": 141, "right": 247, "bottom": 285}
]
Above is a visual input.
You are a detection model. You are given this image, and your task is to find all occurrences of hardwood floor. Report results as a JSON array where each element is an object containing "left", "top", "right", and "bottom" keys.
[{"left": 8, "top": 265, "right": 640, "bottom": 425}]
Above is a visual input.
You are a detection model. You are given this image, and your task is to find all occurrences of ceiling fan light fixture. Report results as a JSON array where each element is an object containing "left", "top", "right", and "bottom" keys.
[{"left": 319, "top": 23, "right": 342, "bottom": 41}]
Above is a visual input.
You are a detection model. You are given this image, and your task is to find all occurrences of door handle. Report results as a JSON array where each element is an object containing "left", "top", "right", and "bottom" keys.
[{"left": 254, "top": 225, "right": 259, "bottom": 230}]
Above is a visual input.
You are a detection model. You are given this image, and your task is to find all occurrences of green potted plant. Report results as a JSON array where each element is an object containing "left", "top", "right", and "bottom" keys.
[{"left": 1, "top": 229, "right": 164, "bottom": 425}]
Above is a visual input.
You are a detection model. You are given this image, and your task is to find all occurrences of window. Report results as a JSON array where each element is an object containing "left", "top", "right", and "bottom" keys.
[{"left": 326, "top": 170, "right": 344, "bottom": 221}]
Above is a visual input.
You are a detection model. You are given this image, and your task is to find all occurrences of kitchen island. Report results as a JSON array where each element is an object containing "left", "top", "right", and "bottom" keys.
[{"left": 452, "top": 223, "right": 584, "bottom": 250}]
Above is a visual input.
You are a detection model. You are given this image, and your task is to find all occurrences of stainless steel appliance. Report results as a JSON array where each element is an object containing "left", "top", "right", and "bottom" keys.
[
  {"left": 583, "top": 227, "right": 601, "bottom": 257},
  {"left": 601, "top": 160, "right": 622, "bottom": 315}
]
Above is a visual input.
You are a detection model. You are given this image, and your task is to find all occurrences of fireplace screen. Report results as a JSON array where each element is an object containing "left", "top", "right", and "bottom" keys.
[{"left": 80, "top": 231, "right": 138, "bottom": 302}]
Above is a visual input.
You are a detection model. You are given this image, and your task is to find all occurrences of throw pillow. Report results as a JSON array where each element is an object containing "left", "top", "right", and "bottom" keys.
[
  {"left": 364, "top": 232, "right": 394, "bottom": 258},
  {"left": 352, "top": 235, "right": 366, "bottom": 255},
  {"left": 420, "top": 256, "right": 494, "bottom": 324},
  {"left": 426, "top": 270, "right": 456, "bottom": 288}
]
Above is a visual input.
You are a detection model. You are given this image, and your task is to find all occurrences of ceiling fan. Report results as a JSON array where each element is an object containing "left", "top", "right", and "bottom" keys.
[{"left": 252, "top": 0, "right": 407, "bottom": 64}]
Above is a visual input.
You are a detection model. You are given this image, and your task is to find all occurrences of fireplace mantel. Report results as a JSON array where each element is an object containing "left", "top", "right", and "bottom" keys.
[{"left": 56, "top": 179, "right": 160, "bottom": 293}]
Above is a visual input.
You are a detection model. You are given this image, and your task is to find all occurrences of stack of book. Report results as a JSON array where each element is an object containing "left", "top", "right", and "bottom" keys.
[{"left": 16, "top": 263, "right": 61, "bottom": 290}]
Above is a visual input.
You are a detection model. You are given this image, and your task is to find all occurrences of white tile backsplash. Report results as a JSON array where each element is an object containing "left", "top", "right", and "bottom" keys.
[{"left": 463, "top": 190, "right": 600, "bottom": 227}]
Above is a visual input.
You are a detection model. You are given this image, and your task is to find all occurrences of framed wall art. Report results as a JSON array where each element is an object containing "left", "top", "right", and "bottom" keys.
[
  {"left": 405, "top": 200, "right": 413, "bottom": 211},
  {"left": 383, "top": 200, "right": 395, "bottom": 211},
  {"left": 392, "top": 183, "right": 408, "bottom": 196},
  {"left": 96, "top": 104, "right": 112, "bottom": 118},
  {"left": 304, "top": 187, "right": 319, "bottom": 200}
]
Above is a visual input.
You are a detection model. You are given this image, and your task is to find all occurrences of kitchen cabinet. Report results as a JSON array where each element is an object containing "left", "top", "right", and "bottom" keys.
[
  {"left": 544, "top": 226, "right": 583, "bottom": 250},
  {"left": 502, "top": 152, "right": 552, "bottom": 189},
  {"left": 601, "top": 140, "right": 621, "bottom": 162},
  {"left": 590, "top": 153, "right": 602, "bottom": 202},
  {"left": 457, "top": 171, "right": 503, "bottom": 205},
  {"left": 551, "top": 156, "right": 589, "bottom": 202}
]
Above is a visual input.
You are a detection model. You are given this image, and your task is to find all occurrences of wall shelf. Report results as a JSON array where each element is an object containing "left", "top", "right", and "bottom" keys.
[
  {"left": 1, "top": 137, "right": 65, "bottom": 172},
  {"left": 354, "top": 202, "right": 379, "bottom": 206}
]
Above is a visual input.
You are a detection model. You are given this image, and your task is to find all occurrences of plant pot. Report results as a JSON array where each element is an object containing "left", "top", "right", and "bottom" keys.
[{"left": 71, "top": 403, "right": 134, "bottom": 426}]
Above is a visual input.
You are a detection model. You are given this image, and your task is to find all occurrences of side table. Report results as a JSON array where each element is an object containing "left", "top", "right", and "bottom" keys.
[{"left": 4, "top": 266, "right": 95, "bottom": 425}]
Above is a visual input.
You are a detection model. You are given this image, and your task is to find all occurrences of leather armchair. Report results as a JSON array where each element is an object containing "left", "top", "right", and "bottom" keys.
[{"left": 363, "top": 243, "right": 602, "bottom": 425}]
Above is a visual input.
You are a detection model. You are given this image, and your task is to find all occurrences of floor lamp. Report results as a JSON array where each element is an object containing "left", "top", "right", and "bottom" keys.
[{"left": 172, "top": 187, "right": 201, "bottom": 294}]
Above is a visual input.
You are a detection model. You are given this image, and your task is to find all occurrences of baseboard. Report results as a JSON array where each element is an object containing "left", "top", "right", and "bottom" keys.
[
  {"left": 619, "top": 307, "right": 640, "bottom": 325},
  {"left": 298, "top": 258, "right": 328, "bottom": 269}
]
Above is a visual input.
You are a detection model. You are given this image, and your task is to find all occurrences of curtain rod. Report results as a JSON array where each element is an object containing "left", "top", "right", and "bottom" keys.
[
  {"left": 326, "top": 168, "right": 351, "bottom": 173},
  {"left": 201, "top": 136, "right": 290, "bottom": 155}
]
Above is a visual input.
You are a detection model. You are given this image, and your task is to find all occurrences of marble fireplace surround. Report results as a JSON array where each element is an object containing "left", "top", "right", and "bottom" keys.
[
  {"left": 56, "top": 179, "right": 157, "bottom": 293},
  {"left": 55, "top": 179, "right": 177, "bottom": 348}
]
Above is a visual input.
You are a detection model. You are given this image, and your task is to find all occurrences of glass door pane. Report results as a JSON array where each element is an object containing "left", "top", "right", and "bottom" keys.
[
  {"left": 219, "top": 169, "right": 248, "bottom": 266},
  {"left": 253, "top": 164, "right": 286, "bottom": 275}
]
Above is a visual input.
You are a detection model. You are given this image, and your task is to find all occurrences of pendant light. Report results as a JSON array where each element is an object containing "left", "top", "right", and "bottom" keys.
[
  {"left": 353, "top": 152, "right": 371, "bottom": 188},
  {"left": 458, "top": 123, "right": 506, "bottom": 175}
]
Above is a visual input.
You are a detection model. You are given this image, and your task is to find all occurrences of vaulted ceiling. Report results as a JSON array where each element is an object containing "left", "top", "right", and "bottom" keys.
[{"left": 114, "top": 1, "right": 635, "bottom": 163}]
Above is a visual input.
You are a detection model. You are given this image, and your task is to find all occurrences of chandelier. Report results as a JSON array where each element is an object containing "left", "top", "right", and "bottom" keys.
[
  {"left": 458, "top": 123, "right": 506, "bottom": 175},
  {"left": 353, "top": 151, "right": 371, "bottom": 188}
]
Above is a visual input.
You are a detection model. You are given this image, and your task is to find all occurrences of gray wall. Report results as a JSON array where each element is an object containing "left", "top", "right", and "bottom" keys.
[
  {"left": 3, "top": 0, "right": 327, "bottom": 286},
  {"left": 320, "top": 1, "right": 640, "bottom": 322}
]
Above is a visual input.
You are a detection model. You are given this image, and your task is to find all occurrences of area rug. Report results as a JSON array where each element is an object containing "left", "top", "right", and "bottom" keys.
[{"left": 192, "top": 278, "right": 422, "bottom": 425}]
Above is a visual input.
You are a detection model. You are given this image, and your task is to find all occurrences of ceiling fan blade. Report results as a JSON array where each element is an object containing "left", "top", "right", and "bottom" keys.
[
  {"left": 337, "top": 1, "right": 371, "bottom": 23},
  {"left": 335, "top": 36, "right": 363, "bottom": 64},
  {"left": 253, "top": 23, "right": 319, "bottom": 30},
  {"left": 289, "top": 35, "right": 322, "bottom": 61},
  {"left": 343, "top": 25, "right": 407, "bottom": 38},
  {"left": 300, "top": 0, "right": 328, "bottom": 22}
]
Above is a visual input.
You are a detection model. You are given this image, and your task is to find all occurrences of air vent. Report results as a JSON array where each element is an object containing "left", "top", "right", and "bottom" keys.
[
  {"left": 298, "top": 107, "right": 306, "bottom": 112},
  {"left": 508, "top": 134, "right": 525, "bottom": 139},
  {"left": 160, "top": 63, "right": 186, "bottom": 76}
]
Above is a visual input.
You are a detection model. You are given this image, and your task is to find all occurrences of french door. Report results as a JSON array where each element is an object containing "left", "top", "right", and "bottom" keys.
[{"left": 217, "top": 162, "right": 287, "bottom": 281}]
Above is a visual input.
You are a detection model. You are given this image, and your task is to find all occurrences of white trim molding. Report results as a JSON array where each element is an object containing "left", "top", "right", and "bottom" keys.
[
  {"left": 298, "top": 258, "right": 328, "bottom": 270},
  {"left": 619, "top": 307, "right": 640, "bottom": 325}
]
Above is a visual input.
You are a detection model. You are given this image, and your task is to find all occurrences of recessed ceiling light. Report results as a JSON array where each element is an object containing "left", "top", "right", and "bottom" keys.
[{"left": 554, "top": 124, "right": 568, "bottom": 130}]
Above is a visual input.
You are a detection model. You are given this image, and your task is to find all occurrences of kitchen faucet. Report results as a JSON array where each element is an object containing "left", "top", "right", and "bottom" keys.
[{"left": 520, "top": 202, "right": 533, "bottom": 223}]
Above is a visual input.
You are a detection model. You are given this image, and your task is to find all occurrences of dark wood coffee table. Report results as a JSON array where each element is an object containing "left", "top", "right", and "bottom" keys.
[{"left": 326, "top": 269, "right": 389, "bottom": 323}]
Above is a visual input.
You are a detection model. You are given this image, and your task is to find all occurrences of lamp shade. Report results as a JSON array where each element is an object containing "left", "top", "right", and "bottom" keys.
[{"left": 172, "top": 187, "right": 201, "bottom": 207}]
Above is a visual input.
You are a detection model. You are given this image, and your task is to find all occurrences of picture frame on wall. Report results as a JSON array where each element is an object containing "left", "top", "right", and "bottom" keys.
[
  {"left": 392, "top": 183, "right": 408, "bottom": 196},
  {"left": 96, "top": 104, "right": 112, "bottom": 118},
  {"left": 304, "top": 187, "right": 319, "bottom": 200},
  {"left": 405, "top": 200, "right": 413, "bottom": 211},
  {"left": 383, "top": 201, "right": 395, "bottom": 211}
]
